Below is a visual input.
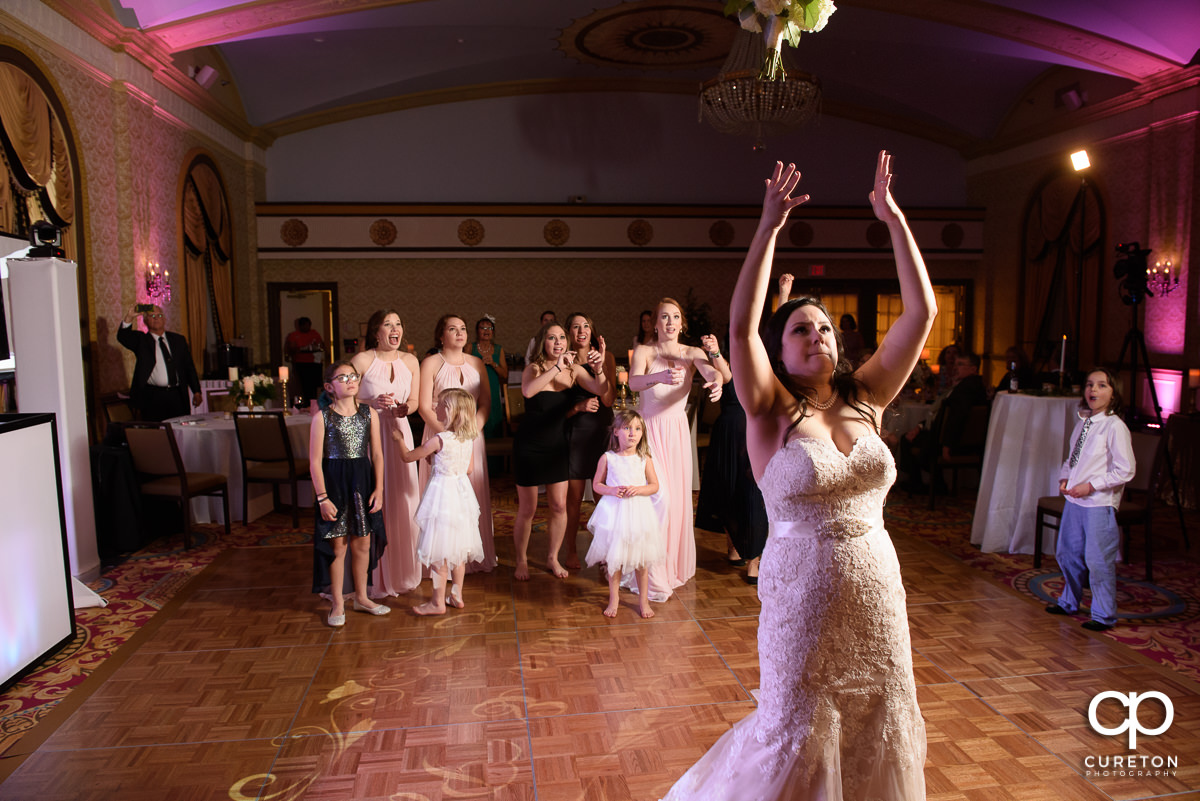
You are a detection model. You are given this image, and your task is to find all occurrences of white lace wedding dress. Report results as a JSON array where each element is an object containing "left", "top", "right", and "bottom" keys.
[{"left": 662, "top": 433, "right": 926, "bottom": 800}]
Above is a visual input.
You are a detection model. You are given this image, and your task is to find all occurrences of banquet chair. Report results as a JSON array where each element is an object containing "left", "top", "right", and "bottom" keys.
[
  {"left": 124, "top": 422, "right": 230, "bottom": 547},
  {"left": 233, "top": 411, "right": 311, "bottom": 527},
  {"left": 101, "top": 393, "right": 135, "bottom": 425},
  {"left": 205, "top": 388, "right": 238, "bottom": 413},
  {"left": 1033, "top": 431, "right": 1164, "bottom": 580},
  {"left": 504, "top": 385, "right": 526, "bottom": 433},
  {"left": 928, "top": 404, "right": 990, "bottom": 510}
]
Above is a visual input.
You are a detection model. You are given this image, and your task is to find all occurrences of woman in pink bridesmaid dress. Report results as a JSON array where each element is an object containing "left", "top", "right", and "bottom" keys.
[
  {"left": 353, "top": 310, "right": 423, "bottom": 597},
  {"left": 629, "top": 299, "right": 729, "bottom": 598},
  {"left": 418, "top": 314, "right": 496, "bottom": 572}
]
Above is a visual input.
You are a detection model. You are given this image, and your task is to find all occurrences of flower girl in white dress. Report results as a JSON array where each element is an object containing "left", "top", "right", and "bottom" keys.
[
  {"left": 395, "top": 388, "right": 483, "bottom": 615},
  {"left": 585, "top": 409, "right": 665, "bottom": 618}
]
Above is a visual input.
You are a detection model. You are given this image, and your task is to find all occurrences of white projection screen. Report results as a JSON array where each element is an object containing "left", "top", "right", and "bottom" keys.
[{"left": 0, "top": 414, "right": 75, "bottom": 691}]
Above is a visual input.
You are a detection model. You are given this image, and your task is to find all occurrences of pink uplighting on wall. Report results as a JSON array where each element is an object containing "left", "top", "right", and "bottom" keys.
[{"left": 1144, "top": 261, "right": 1187, "bottom": 355}]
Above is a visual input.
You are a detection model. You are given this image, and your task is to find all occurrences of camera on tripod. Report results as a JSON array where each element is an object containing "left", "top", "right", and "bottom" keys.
[{"left": 1112, "top": 241, "right": 1152, "bottom": 305}]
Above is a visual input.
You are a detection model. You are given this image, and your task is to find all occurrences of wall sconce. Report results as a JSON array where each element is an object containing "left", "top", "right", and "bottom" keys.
[
  {"left": 145, "top": 261, "right": 171, "bottom": 304},
  {"left": 1148, "top": 257, "right": 1181, "bottom": 297}
]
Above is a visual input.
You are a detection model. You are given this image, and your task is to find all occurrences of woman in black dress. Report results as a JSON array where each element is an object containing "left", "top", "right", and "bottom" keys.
[
  {"left": 513, "top": 322, "right": 608, "bottom": 580},
  {"left": 562, "top": 312, "right": 616, "bottom": 569}
]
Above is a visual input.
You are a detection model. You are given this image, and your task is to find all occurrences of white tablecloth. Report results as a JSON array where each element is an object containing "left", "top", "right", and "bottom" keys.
[
  {"left": 167, "top": 412, "right": 314, "bottom": 524},
  {"left": 884, "top": 401, "right": 935, "bottom": 437},
  {"left": 970, "top": 393, "right": 1081, "bottom": 554}
]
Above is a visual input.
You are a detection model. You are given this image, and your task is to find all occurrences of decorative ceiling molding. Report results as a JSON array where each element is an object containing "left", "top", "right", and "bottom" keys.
[
  {"left": 964, "top": 66, "right": 1200, "bottom": 160},
  {"left": 558, "top": 1, "right": 736, "bottom": 70},
  {"left": 845, "top": 0, "right": 1180, "bottom": 81},
  {"left": 40, "top": 0, "right": 261, "bottom": 145},
  {"left": 145, "top": 0, "right": 431, "bottom": 53},
  {"left": 263, "top": 76, "right": 977, "bottom": 150},
  {"left": 264, "top": 76, "right": 696, "bottom": 137}
]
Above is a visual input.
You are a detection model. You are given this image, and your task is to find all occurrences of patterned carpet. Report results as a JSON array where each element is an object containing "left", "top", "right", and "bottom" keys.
[{"left": 2, "top": 481, "right": 1197, "bottom": 764}]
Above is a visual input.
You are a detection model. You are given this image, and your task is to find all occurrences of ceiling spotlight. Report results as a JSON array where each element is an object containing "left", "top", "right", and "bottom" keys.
[{"left": 1071, "top": 150, "right": 1090, "bottom": 171}]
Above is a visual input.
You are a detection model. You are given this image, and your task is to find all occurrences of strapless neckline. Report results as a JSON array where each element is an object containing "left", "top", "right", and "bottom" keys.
[{"left": 781, "top": 434, "right": 873, "bottom": 461}]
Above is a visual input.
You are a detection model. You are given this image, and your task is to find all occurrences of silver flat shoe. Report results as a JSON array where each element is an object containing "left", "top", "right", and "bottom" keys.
[
  {"left": 353, "top": 599, "right": 391, "bottom": 616},
  {"left": 328, "top": 611, "right": 346, "bottom": 627}
]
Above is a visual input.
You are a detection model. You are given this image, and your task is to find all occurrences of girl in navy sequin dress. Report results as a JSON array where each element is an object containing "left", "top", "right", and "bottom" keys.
[{"left": 310, "top": 359, "right": 389, "bottom": 627}]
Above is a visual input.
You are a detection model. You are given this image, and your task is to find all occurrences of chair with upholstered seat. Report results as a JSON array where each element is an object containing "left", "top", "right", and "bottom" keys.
[
  {"left": 124, "top": 422, "right": 229, "bottom": 547},
  {"left": 928, "top": 404, "right": 991, "bottom": 510},
  {"left": 1034, "top": 430, "right": 1164, "bottom": 580},
  {"left": 233, "top": 411, "right": 311, "bottom": 527}
]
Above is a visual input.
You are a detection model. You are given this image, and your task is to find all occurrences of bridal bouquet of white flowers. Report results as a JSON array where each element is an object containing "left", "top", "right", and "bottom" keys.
[{"left": 724, "top": 0, "right": 837, "bottom": 80}]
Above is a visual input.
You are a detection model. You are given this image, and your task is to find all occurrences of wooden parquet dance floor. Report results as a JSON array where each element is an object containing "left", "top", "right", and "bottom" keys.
[{"left": 3, "top": 518, "right": 1199, "bottom": 800}]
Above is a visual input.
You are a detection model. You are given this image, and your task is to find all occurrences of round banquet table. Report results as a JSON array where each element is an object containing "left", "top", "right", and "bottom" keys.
[
  {"left": 166, "top": 412, "right": 314, "bottom": 524},
  {"left": 969, "top": 393, "right": 1081, "bottom": 554}
]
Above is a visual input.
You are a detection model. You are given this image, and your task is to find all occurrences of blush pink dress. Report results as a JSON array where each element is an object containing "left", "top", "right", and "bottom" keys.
[
  {"left": 420, "top": 355, "right": 496, "bottom": 572},
  {"left": 358, "top": 353, "right": 422, "bottom": 596},
  {"left": 636, "top": 353, "right": 696, "bottom": 598}
]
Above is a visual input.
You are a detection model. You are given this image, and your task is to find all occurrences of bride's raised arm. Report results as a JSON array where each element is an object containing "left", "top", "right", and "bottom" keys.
[
  {"left": 729, "top": 162, "right": 810, "bottom": 418},
  {"left": 854, "top": 151, "right": 937, "bottom": 408}
]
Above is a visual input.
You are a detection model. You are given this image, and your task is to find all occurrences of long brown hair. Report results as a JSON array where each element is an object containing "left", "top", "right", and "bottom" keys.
[
  {"left": 531, "top": 322, "right": 566, "bottom": 371},
  {"left": 366, "top": 309, "right": 401, "bottom": 349},
  {"left": 433, "top": 313, "right": 466, "bottom": 349},
  {"left": 764, "top": 297, "right": 878, "bottom": 435}
]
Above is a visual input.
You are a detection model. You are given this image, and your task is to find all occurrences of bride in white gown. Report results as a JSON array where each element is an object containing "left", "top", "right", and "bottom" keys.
[{"left": 662, "top": 152, "right": 935, "bottom": 801}]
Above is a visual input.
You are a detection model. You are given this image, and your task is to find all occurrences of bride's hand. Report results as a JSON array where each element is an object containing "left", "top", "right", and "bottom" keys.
[
  {"left": 869, "top": 150, "right": 902, "bottom": 224},
  {"left": 761, "top": 162, "right": 810, "bottom": 230}
]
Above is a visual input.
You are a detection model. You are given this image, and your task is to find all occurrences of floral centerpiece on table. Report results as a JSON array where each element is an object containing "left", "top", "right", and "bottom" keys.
[
  {"left": 230, "top": 374, "right": 277, "bottom": 407},
  {"left": 725, "top": 0, "right": 837, "bottom": 80}
]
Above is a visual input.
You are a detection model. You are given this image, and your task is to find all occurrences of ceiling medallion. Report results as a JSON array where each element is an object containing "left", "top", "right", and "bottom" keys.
[{"left": 558, "top": 1, "right": 736, "bottom": 69}]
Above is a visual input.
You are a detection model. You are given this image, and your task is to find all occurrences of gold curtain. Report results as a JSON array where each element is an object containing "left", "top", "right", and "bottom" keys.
[
  {"left": 0, "top": 63, "right": 52, "bottom": 187},
  {"left": 181, "top": 161, "right": 235, "bottom": 370}
]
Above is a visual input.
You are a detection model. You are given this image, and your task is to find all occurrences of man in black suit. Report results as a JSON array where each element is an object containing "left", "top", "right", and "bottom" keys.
[
  {"left": 899, "top": 351, "right": 989, "bottom": 493},
  {"left": 117, "top": 305, "right": 203, "bottom": 421}
]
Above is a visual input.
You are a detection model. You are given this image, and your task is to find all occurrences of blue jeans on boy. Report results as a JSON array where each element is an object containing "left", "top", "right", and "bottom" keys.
[{"left": 1055, "top": 501, "right": 1119, "bottom": 626}]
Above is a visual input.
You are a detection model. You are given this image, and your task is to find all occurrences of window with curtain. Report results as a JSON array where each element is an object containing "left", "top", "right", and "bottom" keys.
[
  {"left": 181, "top": 156, "right": 235, "bottom": 377},
  {"left": 0, "top": 60, "right": 76, "bottom": 253},
  {"left": 875, "top": 285, "right": 963, "bottom": 363}
]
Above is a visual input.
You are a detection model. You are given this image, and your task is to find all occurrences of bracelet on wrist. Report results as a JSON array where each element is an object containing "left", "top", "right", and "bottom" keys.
[{"left": 709, "top": 351, "right": 722, "bottom": 360}]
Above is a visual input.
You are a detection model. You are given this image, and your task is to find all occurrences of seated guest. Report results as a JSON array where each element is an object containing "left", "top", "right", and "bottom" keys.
[
  {"left": 898, "top": 351, "right": 988, "bottom": 493},
  {"left": 117, "top": 304, "right": 202, "bottom": 421}
]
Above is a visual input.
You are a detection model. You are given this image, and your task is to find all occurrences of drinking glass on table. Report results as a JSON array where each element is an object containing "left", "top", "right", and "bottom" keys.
[{"left": 293, "top": 393, "right": 306, "bottom": 413}]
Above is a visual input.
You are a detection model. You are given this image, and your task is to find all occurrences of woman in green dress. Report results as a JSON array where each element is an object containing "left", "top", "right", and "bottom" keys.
[{"left": 471, "top": 316, "right": 509, "bottom": 447}]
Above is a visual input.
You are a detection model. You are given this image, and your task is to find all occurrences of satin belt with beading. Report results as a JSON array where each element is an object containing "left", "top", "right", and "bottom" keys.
[{"left": 770, "top": 514, "right": 885, "bottom": 541}]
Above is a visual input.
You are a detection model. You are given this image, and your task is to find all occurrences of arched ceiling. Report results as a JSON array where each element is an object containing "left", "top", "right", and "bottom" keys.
[{"left": 108, "top": 0, "right": 1199, "bottom": 150}]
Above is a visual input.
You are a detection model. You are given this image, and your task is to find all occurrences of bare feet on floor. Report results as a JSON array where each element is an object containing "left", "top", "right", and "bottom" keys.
[
  {"left": 447, "top": 587, "right": 464, "bottom": 609},
  {"left": 412, "top": 601, "right": 446, "bottom": 616},
  {"left": 547, "top": 559, "right": 569, "bottom": 579},
  {"left": 564, "top": 553, "right": 582, "bottom": 570},
  {"left": 603, "top": 601, "right": 619, "bottom": 618},
  {"left": 514, "top": 561, "right": 530, "bottom": 581},
  {"left": 639, "top": 604, "right": 655, "bottom": 619}
]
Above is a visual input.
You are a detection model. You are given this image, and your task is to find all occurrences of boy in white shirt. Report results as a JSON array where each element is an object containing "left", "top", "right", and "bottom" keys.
[{"left": 1045, "top": 367, "right": 1135, "bottom": 631}]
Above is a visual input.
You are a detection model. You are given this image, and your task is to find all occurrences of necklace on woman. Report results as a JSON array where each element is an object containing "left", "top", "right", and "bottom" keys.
[{"left": 802, "top": 388, "right": 837, "bottom": 410}]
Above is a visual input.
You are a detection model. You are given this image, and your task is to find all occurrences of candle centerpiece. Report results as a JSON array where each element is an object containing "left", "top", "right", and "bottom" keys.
[{"left": 230, "top": 373, "right": 277, "bottom": 410}]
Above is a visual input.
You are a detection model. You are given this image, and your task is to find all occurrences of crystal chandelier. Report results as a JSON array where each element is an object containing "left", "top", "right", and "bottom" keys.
[
  {"left": 699, "top": 28, "right": 821, "bottom": 148},
  {"left": 145, "top": 261, "right": 172, "bottom": 304},
  {"left": 1148, "top": 258, "right": 1181, "bottom": 297}
]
